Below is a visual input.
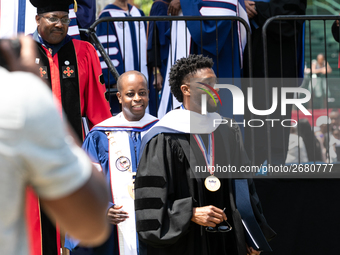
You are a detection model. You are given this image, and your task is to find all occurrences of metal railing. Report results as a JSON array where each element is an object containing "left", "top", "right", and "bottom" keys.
[
  {"left": 84, "top": 14, "right": 340, "bottom": 168},
  {"left": 84, "top": 15, "right": 256, "bottom": 162},
  {"left": 85, "top": 15, "right": 253, "bottom": 82},
  {"left": 263, "top": 15, "right": 340, "bottom": 166}
]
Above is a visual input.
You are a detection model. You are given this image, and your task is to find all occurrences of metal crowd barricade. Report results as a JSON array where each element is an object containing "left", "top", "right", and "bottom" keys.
[
  {"left": 86, "top": 17, "right": 252, "bottom": 86},
  {"left": 262, "top": 15, "right": 340, "bottom": 166},
  {"left": 84, "top": 15, "right": 256, "bottom": 161},
  {"left": 84, "top": 15, "right": 263, "bottom": 164}
]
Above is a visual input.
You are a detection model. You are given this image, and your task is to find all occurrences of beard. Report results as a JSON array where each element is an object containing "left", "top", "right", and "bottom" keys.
[{"left": 207, "top": 102, "right": 218, "bottom": 113}]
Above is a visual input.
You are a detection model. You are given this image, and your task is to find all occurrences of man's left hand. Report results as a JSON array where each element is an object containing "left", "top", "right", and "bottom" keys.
[
  {"left": 168, "top": 0, "right": 181, "bottom": 16},
  {"left": 246, "top": 244, "right": 261, "bottom": 255},
  {"left": 245, "top": 1, "right": 257, "bottom": 19}
]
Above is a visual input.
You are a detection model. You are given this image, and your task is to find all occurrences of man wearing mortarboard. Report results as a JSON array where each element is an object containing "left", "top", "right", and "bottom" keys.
[
  {"left": 29, "top": 0, "right": 111, "bottom": 139},
  {"left": 26, "top": 1, "right": 112, "bottom": 254}
]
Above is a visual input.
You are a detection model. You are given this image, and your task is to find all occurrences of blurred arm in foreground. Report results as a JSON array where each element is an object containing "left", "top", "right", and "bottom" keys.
[{"left": 0, "top": 36, "right": 110, "bottom": 254}]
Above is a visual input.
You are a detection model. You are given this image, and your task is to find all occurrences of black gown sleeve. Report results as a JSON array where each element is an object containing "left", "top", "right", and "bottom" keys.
[
  {"left": 135, "top": 134, "right": 193, "bottom": 247},
  {"left": 332, "top": 21, "right": 339, "bottom": 43}
]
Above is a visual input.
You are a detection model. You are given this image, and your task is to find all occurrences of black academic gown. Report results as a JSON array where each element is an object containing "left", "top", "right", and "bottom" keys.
[
  {"left": 332, "top": 20, "right": 339, "bottom": 43},
  {"left": 135, "top": 122, "right": 276, "bottom": 255}
]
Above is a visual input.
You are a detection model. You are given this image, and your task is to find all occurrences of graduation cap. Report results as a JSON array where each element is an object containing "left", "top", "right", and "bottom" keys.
[{"left": 30, "top": 0, "right": 77, "bottom": 14}]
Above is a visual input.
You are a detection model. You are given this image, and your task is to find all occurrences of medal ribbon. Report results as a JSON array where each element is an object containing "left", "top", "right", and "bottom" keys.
[{"left": 193, "top": 133, "right": 215, "bottom": 175}]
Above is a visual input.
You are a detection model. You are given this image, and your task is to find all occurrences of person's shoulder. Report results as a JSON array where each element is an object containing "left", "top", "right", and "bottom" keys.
[
  {"left": 142, "top": 132, "right": 186, "bottom": 160},
  {"left": 138, "top": 8, "right": 145, "bottom": 16},
  {"left": 86, "top": 128, "right": 108, "bottom": 142},
  {"left": 148, "top": 132, "right": 187, "bottom": 147},
  {"left": 3, "top": 70, "right": 52, "bottom": 103},
  {"left": 215, "top": 117, "right": 242, "bottom": 142},
  {"left": 71, "top": 39, "right": 97, "bottom": 57},
  {"left": 152, "top": 0, "right": 169, "bottom": 7},
  {"left": 99, "top": 4, "right": 123, "bottom": 16},
  {"left": 129, "top": 4, "right": 145, "bottom": 16},
  {"left": 94, "top": 115, "right": 118, "bottom": 127},
  {"left": 218, "top": 117, "right": 239, "bottom": 132},
  {"left": 102, "top": 3, "right": 117, "bottom": 11},
  {"left": 98, "top": 8, "right": 112, "bottom": 18},
  {"left": 71, "top": 38, "right": 93, "bottom": 49}
]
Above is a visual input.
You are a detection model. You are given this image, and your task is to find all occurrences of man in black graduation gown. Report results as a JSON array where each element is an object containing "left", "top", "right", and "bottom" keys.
[{"left": 135, "top": 54, "right": 276, "bottom": 255}]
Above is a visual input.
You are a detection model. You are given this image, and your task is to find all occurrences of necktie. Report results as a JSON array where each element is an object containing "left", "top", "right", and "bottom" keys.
[{"left": 131, "top": 131, "right": 138, "bottom": 143}]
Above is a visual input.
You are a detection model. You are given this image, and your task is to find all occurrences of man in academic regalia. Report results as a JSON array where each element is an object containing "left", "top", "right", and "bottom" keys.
[
  {"left": 65, "top": 71, "right": 158, "bottom": 255},
  {"left": 27, "top": 1, "right": 112, "bottom": 254},
  {"left": 96, "top": 0, "right": 149, "bottom": 115},
  {"left": 135, "top": 54, "right": 276, "bottom": 255},
  {"left": 0, "top": 0, "right": 94, "bottom": 41},
  {"left": 30, "top": 0, "right": 111, "bottom": 140}
]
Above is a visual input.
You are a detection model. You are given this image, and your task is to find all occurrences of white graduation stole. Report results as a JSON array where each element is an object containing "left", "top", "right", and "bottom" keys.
[
  {"left": 157, "top": 12, "right": 187, "bottom": 118},
  {"left": 107, "top": 131, "right": 137, "bottom": 255}
]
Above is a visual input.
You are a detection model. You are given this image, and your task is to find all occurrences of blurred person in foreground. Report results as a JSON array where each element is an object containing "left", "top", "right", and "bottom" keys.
[
  {"left": 65, "top": 71, "right": 158, "bottom": 255},
  {"left": 0, "top": 36, "right": 110, "bottom": 255}
]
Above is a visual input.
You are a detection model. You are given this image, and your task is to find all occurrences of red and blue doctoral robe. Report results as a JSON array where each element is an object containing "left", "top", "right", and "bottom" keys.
[{"left": 25, "top": 32, "right": 112, "bottom": 255}]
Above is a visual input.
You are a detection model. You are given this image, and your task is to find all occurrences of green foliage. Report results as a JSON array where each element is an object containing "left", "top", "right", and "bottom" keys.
[{"left": 134, "top": 0, "right": 154, "bottom": 16}]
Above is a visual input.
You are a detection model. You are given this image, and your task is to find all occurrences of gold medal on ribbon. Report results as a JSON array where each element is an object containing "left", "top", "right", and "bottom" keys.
[{"left": 204, "top": 175, "right": 221, "bottom": 192}]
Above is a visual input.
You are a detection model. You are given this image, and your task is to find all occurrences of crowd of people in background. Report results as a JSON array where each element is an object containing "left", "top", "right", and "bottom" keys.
[{"left": 286, "top": 109, "right": 340, "bottom": 164}]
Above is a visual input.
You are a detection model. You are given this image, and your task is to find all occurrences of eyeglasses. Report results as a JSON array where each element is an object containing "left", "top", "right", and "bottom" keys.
[
  {"left": 205, "top": 220, "right": 232, "bottom": 233},
  {"left": 183, "top": 82, "right": 217, "bottom": 88},
  {"left": 41, "top": 16, "right": 71, "bottom": 25},
  {"left": 205, "top": 208, "right": 232, "bottom": 233}
]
